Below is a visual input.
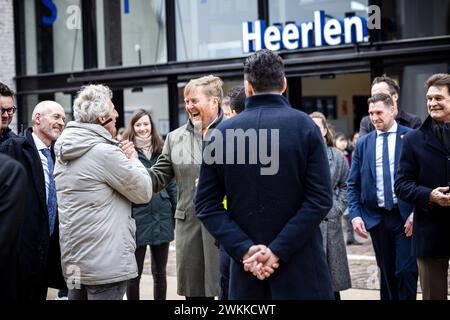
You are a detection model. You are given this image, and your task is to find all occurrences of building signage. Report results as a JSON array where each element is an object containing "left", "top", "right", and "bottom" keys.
[
  {"left": 41, "top": 0, "right": 130, "bottom": 26},
  {"left": 242, "top": 10, "right": 368, "bottom": 53}
]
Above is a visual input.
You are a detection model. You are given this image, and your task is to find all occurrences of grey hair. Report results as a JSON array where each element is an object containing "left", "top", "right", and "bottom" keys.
[{"left": 73, "top": 84, "right": 113, "bottom": 123}]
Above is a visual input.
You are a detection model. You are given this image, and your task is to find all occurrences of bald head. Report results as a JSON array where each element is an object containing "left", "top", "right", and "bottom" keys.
[
  {"left": 32, "top": 101, "right": 65, "bottom": 124},
  {"left": 32, "top": 100, "right": 66, "bottom": 146}
]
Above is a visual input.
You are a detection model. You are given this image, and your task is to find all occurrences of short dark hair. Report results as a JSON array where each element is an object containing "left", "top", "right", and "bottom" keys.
[
  {"left": 244, "top": 49, "right": 285, "bottom": 93},
  {"left": 372, "top": 75, "right": 400, "bottom": 96},
  {"left": 367, "top": 93, "right": 394, "bottom": 107},
  {"left": 425, "top": 73, "right": 450, "bottom": 93},
  {"left": 0, "top": 82, "right": 14, "bottom": 97},
  {"left": 227, "top": 85, "right": 246, "bottom": 114}
]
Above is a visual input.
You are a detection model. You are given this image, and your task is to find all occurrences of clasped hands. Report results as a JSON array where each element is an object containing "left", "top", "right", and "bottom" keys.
[{"left": 242, "top": 245, "right": 280, "bottom": 280}]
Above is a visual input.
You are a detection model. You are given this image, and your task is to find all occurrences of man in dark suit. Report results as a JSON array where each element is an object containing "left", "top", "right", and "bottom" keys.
[
  {"left": 359, "top": 76, "right": 422, "bottom": 136},
  {"left": 0, "top": 100, "right": 66, "bottom": 300},
  {"left": 348, "top": 93, "right": 418, "bottom": 300},
  {"left": 0, "top": 82, "right": 18, "bottom": 144},
  {"left": 195, "top": 49, "right": 334, "bottom": 299},
  {"left": 395, "top": 73, "right": 450, "bottom": 300},
  {"left": 0, "top": 154, "right": 26, "bottom": 300}
]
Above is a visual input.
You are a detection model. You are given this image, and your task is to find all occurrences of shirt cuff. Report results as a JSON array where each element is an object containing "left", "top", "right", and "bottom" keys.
[{"left": 351, "top": 217, "right": 363, "bottom": 224}]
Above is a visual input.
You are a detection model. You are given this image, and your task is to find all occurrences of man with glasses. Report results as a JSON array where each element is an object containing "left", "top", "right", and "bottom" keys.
[{"left": 0, "top": 82, "right": 18, "bottom": 144}]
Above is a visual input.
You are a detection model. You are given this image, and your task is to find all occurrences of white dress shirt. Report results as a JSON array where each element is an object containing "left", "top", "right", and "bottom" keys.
[
  {"left": 375, "top": 121, "right": 398, "bottom": 208},
  {"left": 32, "top": 132, "right": 50, "bottom": 203}
]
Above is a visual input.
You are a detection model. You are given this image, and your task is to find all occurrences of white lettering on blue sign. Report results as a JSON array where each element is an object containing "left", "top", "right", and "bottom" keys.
[{"left": 242, "top": 10, "right": 368, "bottom": 53}]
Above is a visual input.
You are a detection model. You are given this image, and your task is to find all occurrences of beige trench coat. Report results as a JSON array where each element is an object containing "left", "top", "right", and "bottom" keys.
[{"left": 148, "top": 114, "right": 223, "bottom": 297}]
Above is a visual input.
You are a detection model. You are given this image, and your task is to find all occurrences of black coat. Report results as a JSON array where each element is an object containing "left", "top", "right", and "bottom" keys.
[
  {"left": 0, "top": 127, "right": 18, "bottom": 144},
  {"left": 195, "top": 94, "right": 334, "bottom": 299},
  {"left": 0, "top": 154, "right": 26, "bottom": 300},
  {"left": 395, "top": 116, "right": 450, "bottom": 257},
  {"left": 0, "top": 128, "right": 65, "bottom": 290},
  {"left": 133, "top": 151, "right": 177, "bottom": 246}
]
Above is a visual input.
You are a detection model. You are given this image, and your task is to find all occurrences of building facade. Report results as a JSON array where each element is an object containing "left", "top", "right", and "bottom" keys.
[
  {"left": 0, "top": 0, "right": 17, "bottom": 130},
  {"left": 6, "top": 0, "right": 450, "bottom": 136}
]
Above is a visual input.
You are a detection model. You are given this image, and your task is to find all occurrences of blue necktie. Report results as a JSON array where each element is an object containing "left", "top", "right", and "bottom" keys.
[
  {"left": 41, "top": 148, "right": 57, "bottom": 235},
  {"left": 381, "top": 132, "right": 394, "bottom": 210}
]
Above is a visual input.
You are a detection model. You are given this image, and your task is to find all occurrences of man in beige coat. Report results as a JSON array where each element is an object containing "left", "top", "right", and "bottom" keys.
[
  {"left": 147, "top": 75, "right": 223, "bottom": 299},
  {"left": 54, "top": 85, "right": 153, "bottom": 300}
]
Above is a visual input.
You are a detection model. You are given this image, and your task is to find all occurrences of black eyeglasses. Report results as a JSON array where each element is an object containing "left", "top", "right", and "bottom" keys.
[{"left": 0, "top": 105, "right": 17, "bottom": 115}]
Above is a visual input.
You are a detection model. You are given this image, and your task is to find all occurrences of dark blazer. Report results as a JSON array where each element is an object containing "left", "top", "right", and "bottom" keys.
[
  {"left": 195, "top": 94, "right": 333, "bottom": 300},
  {"left": 395, "top": 116, "right": 450, "bottom": 257},
  {"left": 359, "top": 110, "right": 422, "bottom": 136},
  {"left": 133, "top": 151, "right": 177, "bottom": 247},
  {"left": 0, "top": 154, "right": 26, "bottom": 300},
  {"left": 347, "top": 124, "right": 413, "bottom": 230},
  {"left": 0, "top": 128, "right": 64, "bottom": 290}
]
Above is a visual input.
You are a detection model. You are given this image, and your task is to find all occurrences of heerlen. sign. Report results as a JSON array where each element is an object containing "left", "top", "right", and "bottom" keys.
[{"left": 242, "top": 10, "right": 369, "bottom": 53}]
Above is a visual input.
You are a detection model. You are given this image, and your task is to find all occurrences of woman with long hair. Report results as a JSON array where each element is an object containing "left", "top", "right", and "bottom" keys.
[
  {"left": 309, "top": 112, "right": 352, "bottom": 300},
  {"left": 123, "top": 109, "right": 177, "bottom": 300}
]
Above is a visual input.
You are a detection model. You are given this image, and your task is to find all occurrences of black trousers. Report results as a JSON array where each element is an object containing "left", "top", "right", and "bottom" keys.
[
  {"left": 369, "top": 208, "right": 418, "bottom": 300},
  {"left": 126, "top": 243, "right": 170, "bottom": 300}
]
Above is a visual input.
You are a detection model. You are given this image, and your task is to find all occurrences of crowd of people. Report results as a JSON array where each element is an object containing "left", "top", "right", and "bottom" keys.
[{"left": 0, "top": 50, "right": 449, "bottom": 301}]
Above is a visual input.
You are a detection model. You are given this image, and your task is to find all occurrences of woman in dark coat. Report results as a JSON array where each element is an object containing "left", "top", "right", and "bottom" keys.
[
  {"left": 310, "top": 112, "right": 352, "bottom": 300},
  {"left": 124, "top": 109, "right": 177, "bottom": 300}
]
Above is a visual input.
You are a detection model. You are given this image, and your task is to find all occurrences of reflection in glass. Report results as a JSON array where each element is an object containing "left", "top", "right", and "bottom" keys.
[{"left": 175, "top": 0, "right": 258, "bottom": 61}]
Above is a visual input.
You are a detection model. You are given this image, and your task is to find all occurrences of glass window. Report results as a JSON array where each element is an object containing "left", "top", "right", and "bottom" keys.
[
  {"left": 24, "top": 0, "right": 84, "bottom": 75},
  {"left": 123, "top": 86, "right": 170, "bottom": 137},
  {"left": 384, "top": 62, "right": 450, "bottom": 121},
  {"left": 96, "top": 0, "right": 167, "bottom": 68},
  {"left": 54, "top": 92, "right": 74, "bottom": 123},
  {"left": 379, "top": 0, "right": 450, "bottom": 41},
  {"left": 175, "top": 0, "right": 258, "bottom": 61},
  {"left": 270, "top": 0, "right": 369, "bottom": 26}
]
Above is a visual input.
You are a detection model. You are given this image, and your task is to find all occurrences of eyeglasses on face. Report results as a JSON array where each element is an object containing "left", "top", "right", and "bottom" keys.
[{"left": 0, "top": 106, "right": 17, "bottom": 115}]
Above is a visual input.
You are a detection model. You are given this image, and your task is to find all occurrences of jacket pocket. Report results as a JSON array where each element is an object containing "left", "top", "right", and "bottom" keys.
[{"left": 174, "top": 209, "right": 185, "bottom": 220}]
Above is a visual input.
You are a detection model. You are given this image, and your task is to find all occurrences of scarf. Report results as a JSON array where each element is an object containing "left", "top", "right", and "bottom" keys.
[
  {"left": 431, "top": 119, "right": 450, "bottom": 152},
  {"left": 135, "top": 135, "right": 153, "bottom": 159}
]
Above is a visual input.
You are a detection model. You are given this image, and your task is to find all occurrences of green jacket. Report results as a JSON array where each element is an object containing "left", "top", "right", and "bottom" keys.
[{"left": 133, "top": 151, "right": 177, "bottom": 247}]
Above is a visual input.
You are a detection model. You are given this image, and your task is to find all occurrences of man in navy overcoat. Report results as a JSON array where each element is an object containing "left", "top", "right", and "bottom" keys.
[
  {"left": 395, "top": 73, "right": 450, "bottom": 300},
  {"left": 195, "top": 49, "right": 334, "bottom": 300}
]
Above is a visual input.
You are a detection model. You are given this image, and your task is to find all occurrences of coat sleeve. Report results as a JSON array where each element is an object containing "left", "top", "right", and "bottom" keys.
[
  {"left": 102, "top": 146, "right": 153, "bottom": 204},
  {"left": 394, "top": 133, "right": 432, "bottom": 209},
  {"left": 148, "top": 133, "right": 175, "bottom": 194},
  {"left": 165, "top": 178, "right": 178, "bottom": 216},
  {"left": 347, "top": 141, "right": 364, "bottom": 221},
  {"left": 329, "top": 151, "right": 349, "bottom": 219},
  {"left": 268, "top": 128, "right": 333, "bottom": 262},
  {"left": 0, "top": 155, "right": 26, "bottom": 268}
]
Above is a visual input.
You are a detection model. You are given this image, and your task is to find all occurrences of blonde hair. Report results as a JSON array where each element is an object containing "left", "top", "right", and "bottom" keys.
[
  {"left": 309, "top": 111, "right": 334, "bottom": 146},
  {"left": 184, "top": 75, "right": 223, "bottom": 105}
]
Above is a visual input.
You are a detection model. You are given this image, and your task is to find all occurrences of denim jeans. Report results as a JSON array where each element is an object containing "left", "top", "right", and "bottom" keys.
[{"left": 68, "top": 280, "right": 128, "bottom": 300}]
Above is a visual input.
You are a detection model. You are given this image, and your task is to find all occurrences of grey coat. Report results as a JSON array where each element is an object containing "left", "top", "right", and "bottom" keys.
[
  {"left": 54, "top": 122, "right": 153, "bottom": 285},
  {"left": 148, "top": 114, "right": 223, "bottom": 297},
  {"left": 319, "top": 146, "right": 352, "bottom": 292}
]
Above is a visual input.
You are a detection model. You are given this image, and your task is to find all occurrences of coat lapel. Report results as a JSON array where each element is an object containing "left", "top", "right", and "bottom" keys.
[
  {"left": 24, "top": 131, "right": 48, "bottom": 213},
  {"left": 394, "top": 127, "right": 405, "bottom": 172}
]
